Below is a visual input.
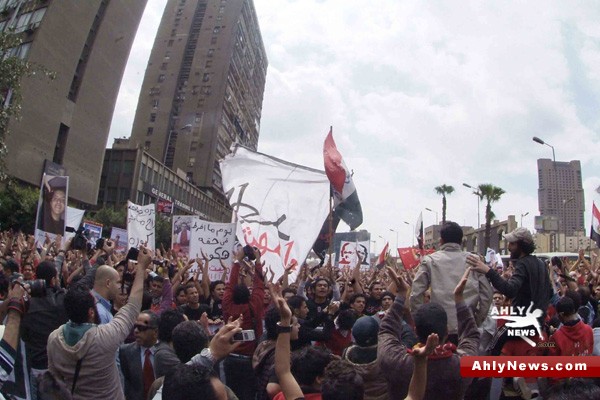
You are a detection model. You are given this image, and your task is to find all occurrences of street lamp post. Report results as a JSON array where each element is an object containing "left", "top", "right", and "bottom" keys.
[
  {"left": 389, "top": 229, "right": 399, "bottom": 250},
  {"left": 425, "top": 208, "right": 438, "bottom": 224},
  {"left": 462, "top": 183, "right": 481, "bottom": 228},
  {"left": 533, "top": 136, "right": 558, "bottom": 251},
  {"left": 520, "top": 212, "right": 529, "bottom": 227},
  {"left": 403, "top": 221, "right": 414, "bottom": 247}
]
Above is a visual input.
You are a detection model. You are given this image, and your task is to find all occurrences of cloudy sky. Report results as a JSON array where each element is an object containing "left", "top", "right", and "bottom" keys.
[{"left": 108, "top": 0, "right": 600, "bottom": 251}]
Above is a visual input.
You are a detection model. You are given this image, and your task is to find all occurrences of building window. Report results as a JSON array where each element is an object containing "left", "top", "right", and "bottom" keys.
[
  {"left": 205, "top": 59, "right": 213, "bottom": 68},
  {"left": 144, "top": 141, "right": 151, "bottom": 150},
  {"left": 150, "top": 113, "right": 156, "bottom": 122},
  {"left": 53, "top": 123, "right": 69, "bottom": 165},
  {"left": 168, "top": 39, "right": 174, "bottom": 47},
  {"left": 147, "top": 127, "right": 154, "bottom": 136},
  {"left": 207, "top": 48, "right": 214, "bottom": 58},
  {"left": 202, "top": 73, "right": 210, "bottom": 82},
  {"left": 152, "top": 99, "right": 159, "bottom": 108},
  {"left": 158, "top": 74, "right": 165, "bottom": 82},
  {"left": 211, "top": 36, "right": 217, "bottom": 45},
  {"left": 213, "top": 27, "right": 220, "bottom": 34},
  {"left": 160, "top": 63, "right": 168, "bottom": 70}
]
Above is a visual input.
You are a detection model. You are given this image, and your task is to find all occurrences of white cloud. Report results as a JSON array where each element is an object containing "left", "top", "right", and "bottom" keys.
[{"left": 109, "top": 0, "right": 600, "bottom": 251}]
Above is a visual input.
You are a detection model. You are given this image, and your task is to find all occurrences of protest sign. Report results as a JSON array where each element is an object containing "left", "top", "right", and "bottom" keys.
[
  {"left": 337, "top": 240, "right": 370, "bottom": 270},
  {"left": 110, "top": 227, "right": 128, "bottom": 254},
  {"left": 83, "top": 221, "right": 103, "bottom": 249},
  {"left": 189, "top": 219, "right": 236, "bottom": 281},
  {"left": 127, "top": 201, "right": 155, "bottom": 250},
  {"left": 172, "top": 215, "right": 194, "bottom": 257},
  {"left": 35, "top": 174, "right": 69, "bottom": 245},
  {"left": 64, "top": 206, "right": 84, "bottom": 241}
]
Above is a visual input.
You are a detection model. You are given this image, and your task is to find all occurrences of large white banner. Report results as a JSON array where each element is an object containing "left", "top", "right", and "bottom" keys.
[
  {"left": 220, "top": 145, "right": 330, "bottom": 279},
  {"left": 127, "top": 201, "right": 155, "bottom": 250},
  {"left": 64, "top": 206, "right": 85, "bottom": 240},
  {"left": 189, "top": 219, "right": 236, "bottom": 281},
  {"left": 337, "top": 240, "right": 371, "bottom": 270}
]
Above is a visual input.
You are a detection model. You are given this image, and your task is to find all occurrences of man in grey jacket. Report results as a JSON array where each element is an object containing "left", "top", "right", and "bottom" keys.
[
  {"left": 47, "top": 247, "right": 152, "bottom": 400},
  {"left": 410, "top": 221, "right": 493, "bottom": 343}
]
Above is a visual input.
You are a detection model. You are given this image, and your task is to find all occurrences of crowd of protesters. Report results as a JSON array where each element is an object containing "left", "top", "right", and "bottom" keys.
[{"left": 0, "top": 222, "right": 597, "bottom": 399}]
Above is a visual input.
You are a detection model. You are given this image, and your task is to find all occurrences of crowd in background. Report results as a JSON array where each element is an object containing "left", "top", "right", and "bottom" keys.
[{"left": 0, "top": 222, "right": 597, "bottom": 399}]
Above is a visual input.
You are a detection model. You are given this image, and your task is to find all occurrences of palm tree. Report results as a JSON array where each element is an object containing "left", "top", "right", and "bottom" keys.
[
  {"left": 477, "top": 184, "right": 506, "bottom": 250},
  {"left": 434, "top": 185, "right": 454, "bottom": 224}
]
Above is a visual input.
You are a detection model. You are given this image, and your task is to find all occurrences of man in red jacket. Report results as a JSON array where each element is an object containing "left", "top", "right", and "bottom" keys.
[
  {"left": 548, "top": 296, "right": 593, "bottom": 356},
  {"left": 222, "top": 246, "right": 265, "bottom": 400}
]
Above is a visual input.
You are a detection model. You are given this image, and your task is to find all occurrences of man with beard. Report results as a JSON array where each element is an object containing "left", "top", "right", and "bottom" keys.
[{"left": 468, "top": 227, "right": 553, "bottom": 356}]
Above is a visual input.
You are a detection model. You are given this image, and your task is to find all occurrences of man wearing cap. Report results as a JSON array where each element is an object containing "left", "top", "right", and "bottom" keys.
[
  {"left": 342, "top": 316, "right": 388, "bottom": 400},
  {"left": 468, "top": 227, "right": 553, "bottom": 356}
]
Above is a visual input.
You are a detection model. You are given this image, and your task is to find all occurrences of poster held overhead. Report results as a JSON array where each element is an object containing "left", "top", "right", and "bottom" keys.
[
  {"left": 35, "top": 174, "right": 68, "bottom": 245},
  {"left": 127, "top": 201, "right": 155, "bottom": 250},
  {"left": 189, "top": 219, "right": 236, "bottom": 281}
]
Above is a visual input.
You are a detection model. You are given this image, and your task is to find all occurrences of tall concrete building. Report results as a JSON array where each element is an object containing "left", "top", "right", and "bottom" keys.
[
  {"left": 537, "top": 159, "right": 584, "bottom": 236},
  {"left": 1, "top": 0, "right": 148, "bottom": 205},
  {"left": 128, "top": 0, "right": 267, "bottom": 196}
]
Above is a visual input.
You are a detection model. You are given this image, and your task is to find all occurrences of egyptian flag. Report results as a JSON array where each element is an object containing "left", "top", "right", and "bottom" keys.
[
  {"left": 591, "top": 202, "right": 600, "bottom": 248},
  {"left": 376, "top": 242, "right": 389, "bottom": 269},
  {"left": 323, "top": 128, "right": 363, "bottom": 230},
  {"left": 415, "top": 212, "right": 424, "bottom": 251},
  {"left": 312, "top": 212, "right": 341, "bottom": 261}
]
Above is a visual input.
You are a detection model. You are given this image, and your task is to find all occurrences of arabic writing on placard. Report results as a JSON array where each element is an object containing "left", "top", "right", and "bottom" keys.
[
  {"left": 127, "top": 201, "right": 155, "bottom": 250},
  {"left": 189, "top": 219, "right": 235, "bottom": 281}
]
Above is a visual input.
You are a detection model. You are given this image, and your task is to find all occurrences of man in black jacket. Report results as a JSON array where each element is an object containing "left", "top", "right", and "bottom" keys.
[
  {"left": 20, "top": 261, "right": 68, "bottom": 394},
  {"left": 468, "top": 227, "right": 553, "bottom": 356}
]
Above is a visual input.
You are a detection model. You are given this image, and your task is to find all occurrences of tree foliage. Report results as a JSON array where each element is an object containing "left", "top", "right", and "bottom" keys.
[
  {"left": 477, "top": 184, "right": 506, "bottom": 250},
  {"left": 0, "top": 183, "right": 39, "bottom": 233},
  {"left": 434, "top": 184, "right": 454, "bottom": 224},
  {"left": 0, "top": 28, "right": 55, "bottom": 180}
]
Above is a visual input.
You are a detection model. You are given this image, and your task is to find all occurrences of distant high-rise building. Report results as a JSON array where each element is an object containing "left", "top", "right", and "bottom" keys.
[
  {"left": 129, "top": 0, "right": 267, "bottom": 196},
  {"left": 537, "top": 159, "right": 584, "bottom": 236},
  {"left": 1, "top": 0, "right": 148, "bottom": 205}
]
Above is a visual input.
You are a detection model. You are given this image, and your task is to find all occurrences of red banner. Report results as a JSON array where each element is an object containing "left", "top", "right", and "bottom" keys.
[
  {"left": 397, "top": 247, "right": 434, "bottom": 269},
  {"left": 461, "top": 356, "right": 600, "bottom": 378},
  {"left": 157, "top": 199, "right": 173, "bottom": 214}
]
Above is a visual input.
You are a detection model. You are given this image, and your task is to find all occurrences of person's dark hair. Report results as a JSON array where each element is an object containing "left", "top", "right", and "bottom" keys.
[
  {"left": 414, "top": 303, "right": 447, "bottom": 343},
  {"left": 36, "top": 261, "right": 57, "bottom": 286},
  {"left": 232, "top": 284, "right": 250, "bottom": 304},
  {"left": 563, "top": 290, "right": 582, "bottom": 309},
  {"left": 158, "top": 309, "right": 186, "bottom": 342},
  {"left": 545, "top": 378, "right": 600, "bottom": 400},
  {"left": 264, "top": 307, "right": 281, "bottom": 340},
  {"left": 312, "top": 278, "right": 330, "bottom": 289},
  {"left": 368, "top": 281, "right": 382, "bottom": 291},
  {"left": 440, "top": 222, "right": 463, "bottom": 245},
  {"left": 349, "top": 293, "right": 366, "bottom": 305},
  {"left": 287, "top": 295, "right": 305, "bottom": 312},
  {"left": 184, "top": 282, "right": 197, "bottom": 295},
  {"left": 291, "top": 346, "right": 332, "bottom": 386},
  {"left": 516, "top": 239, "right": 536, "bottom": 256},
  {"left": 4, "top": 259, "right": 19, "bottom": 275},
  {"left": 140, "top": 309, "right": 159, "bottom": 328},
  {"left": 337, "top": 309, "right": 357, "bottom": 330},
  {"left": 209, "top": 280, "right": 225, "bottom": 294},
  {"left": 163, "top": 364, "right": 217, "bottom": 400},
  {"left": 172, "top": 320, "right": 209, "bottom": 363},
  {"left": 380, "top": 291, "right": 395, "bottom": 301},
  {"left": 175, "top": 284, "right": 186, "bottom": 298},
  {"left": 321, "top": 359, "right": 364, "bottom": 400},
  {"left": 551, "top": 256, "right": 563, "bottom": 269},
  {"left": 282, "top": 288, "right": 296, "bottom": 298},
  {"left": 578, "top": 286, "right": 592, "bottom": 306},
  {"left": 556, "top": 296, "right": 577, "bottom": 316},
  {"left": 64, "top": 285, "right": 96, "bottom": 324}
]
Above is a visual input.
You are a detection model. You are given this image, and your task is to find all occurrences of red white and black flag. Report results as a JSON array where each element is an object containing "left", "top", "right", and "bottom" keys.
[
  {"left": 416, "top": 211, "right": 424, "bottom": 250},
  {"left": 376, "top": 242, "right": 389, "bottom": 269},
  {"left": 323, "top": 128, "right": 363, "bottom": 230},
  {"left": 591, "top": 202, "right": 600, "bottom": 248}
]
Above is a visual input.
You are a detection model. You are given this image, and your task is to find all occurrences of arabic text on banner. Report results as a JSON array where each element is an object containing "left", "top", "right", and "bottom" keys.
[
  {"left": 189, "top": 219, "right": 235, "bottom": 281},
  {"left": 220, "top": 145, "right": 330, "bottom": 280},
  {"left": 127, "top": 201, "right": 155, "bottom": 250}
]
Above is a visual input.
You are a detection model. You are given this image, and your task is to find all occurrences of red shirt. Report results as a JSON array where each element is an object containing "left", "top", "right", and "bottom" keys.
[
  {"left": 318, "top": 328, "right": 352, "bottom": 356},
  {"left": 548, "top": 320, "right": 593, "bottom": 356}
]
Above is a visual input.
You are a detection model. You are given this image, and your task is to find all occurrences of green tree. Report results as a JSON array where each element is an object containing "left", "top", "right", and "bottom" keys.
[
  {"left": 86, "top": 206, "right": 127, "bottom": 235},
  {"left": 0, "top": 183, "right": 40, "bottom": 232},
  {"left": 477, "top": 184, "right": 506, "bottom": 250},
  {"left": 434, "top": 184, "right": 454, "bottom": 224},
  {"left": 156, "top": 215, "right": 172, "bottom": 249},
  {"left": 0, "top": 29, "right": 55, "bottom": 180}
]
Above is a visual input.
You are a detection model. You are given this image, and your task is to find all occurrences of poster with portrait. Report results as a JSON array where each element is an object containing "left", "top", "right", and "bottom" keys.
[
  {"left": 35, "top": 174, "right": 69, "bottom": 245},
  {"left": 188, "top": 219, "right": 236, "bottom": 281},
  {"left": 127, "top": 201, "right": 155, "bottom": 250},
  {"left": 337, "top": 240, "right": 371, "bottom": 270},
  {"left": 110, "top": 227, "right": 128, "bottom": 255},
  {"left": 83, "top": 221, "right": 103, "bottom": 249},
  {"left": 172, "top": 215, "right": 194, "bottom": 257}
]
